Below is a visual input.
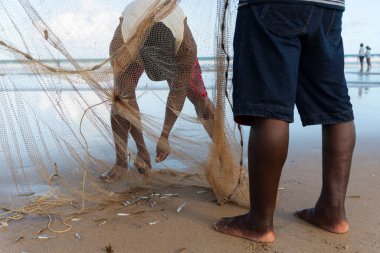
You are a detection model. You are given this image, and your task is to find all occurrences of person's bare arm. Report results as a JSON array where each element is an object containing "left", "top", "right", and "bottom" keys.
[{"left": 156, "top": 19, "right": 196, "bottom": 162}]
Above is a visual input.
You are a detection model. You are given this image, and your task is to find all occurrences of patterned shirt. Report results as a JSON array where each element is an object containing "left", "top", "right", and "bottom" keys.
[{"left": 239, "top": 0, "right": 345, "bottom": 10}]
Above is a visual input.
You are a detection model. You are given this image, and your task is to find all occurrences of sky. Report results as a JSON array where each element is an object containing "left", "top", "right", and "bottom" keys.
[
  {"left": 0, "top": 0, "right": 379, "bottom": 59},
  {"left": 343, "top": 0, "right": 379, "bottom": 54}
]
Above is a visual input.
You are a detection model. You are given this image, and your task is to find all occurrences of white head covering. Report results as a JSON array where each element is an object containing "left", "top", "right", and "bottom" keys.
[{"left": 121, "top": 0, "right": 186, "bottom": 53}]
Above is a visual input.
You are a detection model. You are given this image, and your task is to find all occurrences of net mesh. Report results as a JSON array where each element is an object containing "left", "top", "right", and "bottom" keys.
[{"left": 0, "top": 0, "right": 249, "bottom": 230}]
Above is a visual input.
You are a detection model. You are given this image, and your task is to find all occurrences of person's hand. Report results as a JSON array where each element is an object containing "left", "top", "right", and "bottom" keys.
[{"left": 155, "top": 136, "right": 171, "bottom": 163}]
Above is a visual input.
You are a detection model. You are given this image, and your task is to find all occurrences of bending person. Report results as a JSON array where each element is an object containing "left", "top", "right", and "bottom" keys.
[{"left": 99, "top": 0, "right": 214, "bottom": 182}]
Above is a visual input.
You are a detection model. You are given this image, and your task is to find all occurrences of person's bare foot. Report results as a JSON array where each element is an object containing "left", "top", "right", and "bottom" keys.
[
  {"left": 155, "top": 137, "right": 171, "bottom": 163},
  {"left": 295, "top": 208, "right": 349, "bottom": 234},
  {"left": 98, "top": 163, "right": 127, "bottom": 183},
  {"left": 134, "top": 150, "right": 152, "bottom": 174},
  {"left": 214, "top": 214, "right": 275, "bottom": 243}
]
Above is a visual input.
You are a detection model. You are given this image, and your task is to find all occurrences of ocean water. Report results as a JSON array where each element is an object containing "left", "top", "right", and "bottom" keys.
[
  {"left": 0, "top": 57, "right": 379, "bottom": 173},
  {"left": 1, "top": 55, "right": 379, "bottom": 88}
]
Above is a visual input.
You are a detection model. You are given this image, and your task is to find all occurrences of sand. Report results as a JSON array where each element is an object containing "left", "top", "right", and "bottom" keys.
[
  {"left": 1, "top": 88, "right": 380, "bottom": 253},
  {"left": 0, "top": 134, "right": 379, "bottom": 253}
]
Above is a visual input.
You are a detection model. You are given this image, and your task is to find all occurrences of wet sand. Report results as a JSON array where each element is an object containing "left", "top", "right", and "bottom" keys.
[{"left": 1, "top": 87, "right": 380, "bottom": 253}]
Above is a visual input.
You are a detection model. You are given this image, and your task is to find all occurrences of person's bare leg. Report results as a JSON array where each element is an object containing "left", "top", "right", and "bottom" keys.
[
  {"left": 100, "top": 23, "right": 137, "bottom": 182},
  {"left": 103, "top": 21, "right": 151, "bottom": 176},
  {"left": 108, "top": 93, "right": 151, "bottom": 174},
  {"left": 115, "top": 65, "right": 151, "bottom": 173},
  {"left": 99, "top": 113, "right": 130, "bottom": 182},
  {"left": 126, "top": 96, "right": 152, "bottom": 173},
  {"left": 105, "top": 96, "right": 151, "bottom": 176},
  {"left": 296, "top": 121, "right": 355, "bottom": 234},
  {"left": 367, "top": 59, "right": 372, "bottom": 70},
  {"left": 214, "top": 118, "right": 289, "bottom": 243}
]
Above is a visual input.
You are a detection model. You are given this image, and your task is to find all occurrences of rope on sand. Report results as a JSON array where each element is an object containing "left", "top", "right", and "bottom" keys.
[{"left": 0, "top": 195, "right": 75, "bottom": 232}]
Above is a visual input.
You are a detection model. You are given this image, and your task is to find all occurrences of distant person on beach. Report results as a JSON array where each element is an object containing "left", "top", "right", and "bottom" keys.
[
  {"left": 214, "top": 0, "right": 356, "bottom": 243},
  {"left": 359, "top": 43, "right": 365, "bottom": 71},
  {"left": 99, "top": 0, "right": 214, "bottom": 182},
  {"left": 365, "top": 46, "right": 372, "bottom": 70}
]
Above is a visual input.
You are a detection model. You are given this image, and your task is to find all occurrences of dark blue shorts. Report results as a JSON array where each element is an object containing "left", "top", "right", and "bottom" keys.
[{"left": 232, "top": 3, "right": 354, "bottom": 126}]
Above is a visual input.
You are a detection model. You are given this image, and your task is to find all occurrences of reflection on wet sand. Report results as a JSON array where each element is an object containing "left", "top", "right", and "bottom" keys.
[{"left": 1, "top": 69, "right": 380, "bottom": 202}]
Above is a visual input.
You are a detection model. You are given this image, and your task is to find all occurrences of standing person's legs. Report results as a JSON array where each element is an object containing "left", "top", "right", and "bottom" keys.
[
  {"left": 360, "top": 57, "right": 364, "bottom": 72},
  {"left": 294, "top": 8, "right": 355, "bottom": 233},
  {"left": 214, "top": 3, "right": 307, "bottom": 242},
  {"left": 367, "top": 57, "right": 371, "bottom": 70},
  {"left": 214, "top": 118, "right": 289, "bottom": 243},
  {"left": 296, "top": 122, "right": 355, "bottom": 233}
]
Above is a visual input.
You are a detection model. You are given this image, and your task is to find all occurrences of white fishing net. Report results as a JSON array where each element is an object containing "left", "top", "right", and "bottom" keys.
[{"left": 0, "top": 0, "right": 249, "bottom": 230}]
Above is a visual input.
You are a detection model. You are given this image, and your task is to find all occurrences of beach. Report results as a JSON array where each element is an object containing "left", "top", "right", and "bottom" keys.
[
  {"left": 1, "top": 0, "right": 380, "bottom": 250},
  {"left": 1, "top": 107, "right": 380, "bottom": 253},
  {"left": 0, "top": 62, "right": 380, "bottom": 252}
]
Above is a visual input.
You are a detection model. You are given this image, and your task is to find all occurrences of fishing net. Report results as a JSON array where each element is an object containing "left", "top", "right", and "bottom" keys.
[{"left": 0, "top": 0, "right": 249, "bottom": 229}]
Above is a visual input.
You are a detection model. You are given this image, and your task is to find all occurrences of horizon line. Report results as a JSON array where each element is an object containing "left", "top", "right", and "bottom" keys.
[{"left": 1, "top": 54, "right": 379, "bottom": 63}]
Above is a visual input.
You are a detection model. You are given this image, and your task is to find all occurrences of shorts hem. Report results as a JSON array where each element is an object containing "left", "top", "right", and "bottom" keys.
[
  {"left": 301, "top": 110, "right": 354, "bottom": 126},
  {"left": 233, "top": 103, "right": 294, "bottom": 125}
]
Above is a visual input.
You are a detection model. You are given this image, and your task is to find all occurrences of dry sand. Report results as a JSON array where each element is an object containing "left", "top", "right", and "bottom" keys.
[{"left": 1, "top": 133, "right": 379, "bottom": 253}]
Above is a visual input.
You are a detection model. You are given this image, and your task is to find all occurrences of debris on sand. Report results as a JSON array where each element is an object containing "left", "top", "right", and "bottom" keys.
[
  {"left": 162, "top": 193, "right": 179, "bottom": 198},
  {"left": 148, "top": 220, "right": 160, "bottom": 225},
  {"left": 149, "top": 201, "right": 157, "bottom": 208},
  {"left": 32, "top": 234, "right": 56, "bottom": 239},
  {"left": 95, "top": 218, "right": 107, "bottom": 226},
  {"left": 105, "top": 243, "right": 114, "bottom": 253},
  {"left": 117, "top": 213, "right": 130, "bottom": 217},
  {"left": 122, "top": 192, "right": 180, "bottom": 208},
  {"left": 177, "top": 202, "right": 187, "bottom": 213},
  {"left": 0, "top": 221, "right": 8, "bottom": 228},
  {"left": 15, "top": 236, "right": 25, "bottom": 243},
  {"left": 75, "top": 233, "right": 82, "bottom": 240}
]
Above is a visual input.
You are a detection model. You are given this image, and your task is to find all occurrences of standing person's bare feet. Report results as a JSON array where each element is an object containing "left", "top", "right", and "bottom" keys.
[
  {"left": 295, "top": 208, "right": 349, "bottom": 234},
  {"left": 214, "top": 214, "right": 275, "bottom": 243}
]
